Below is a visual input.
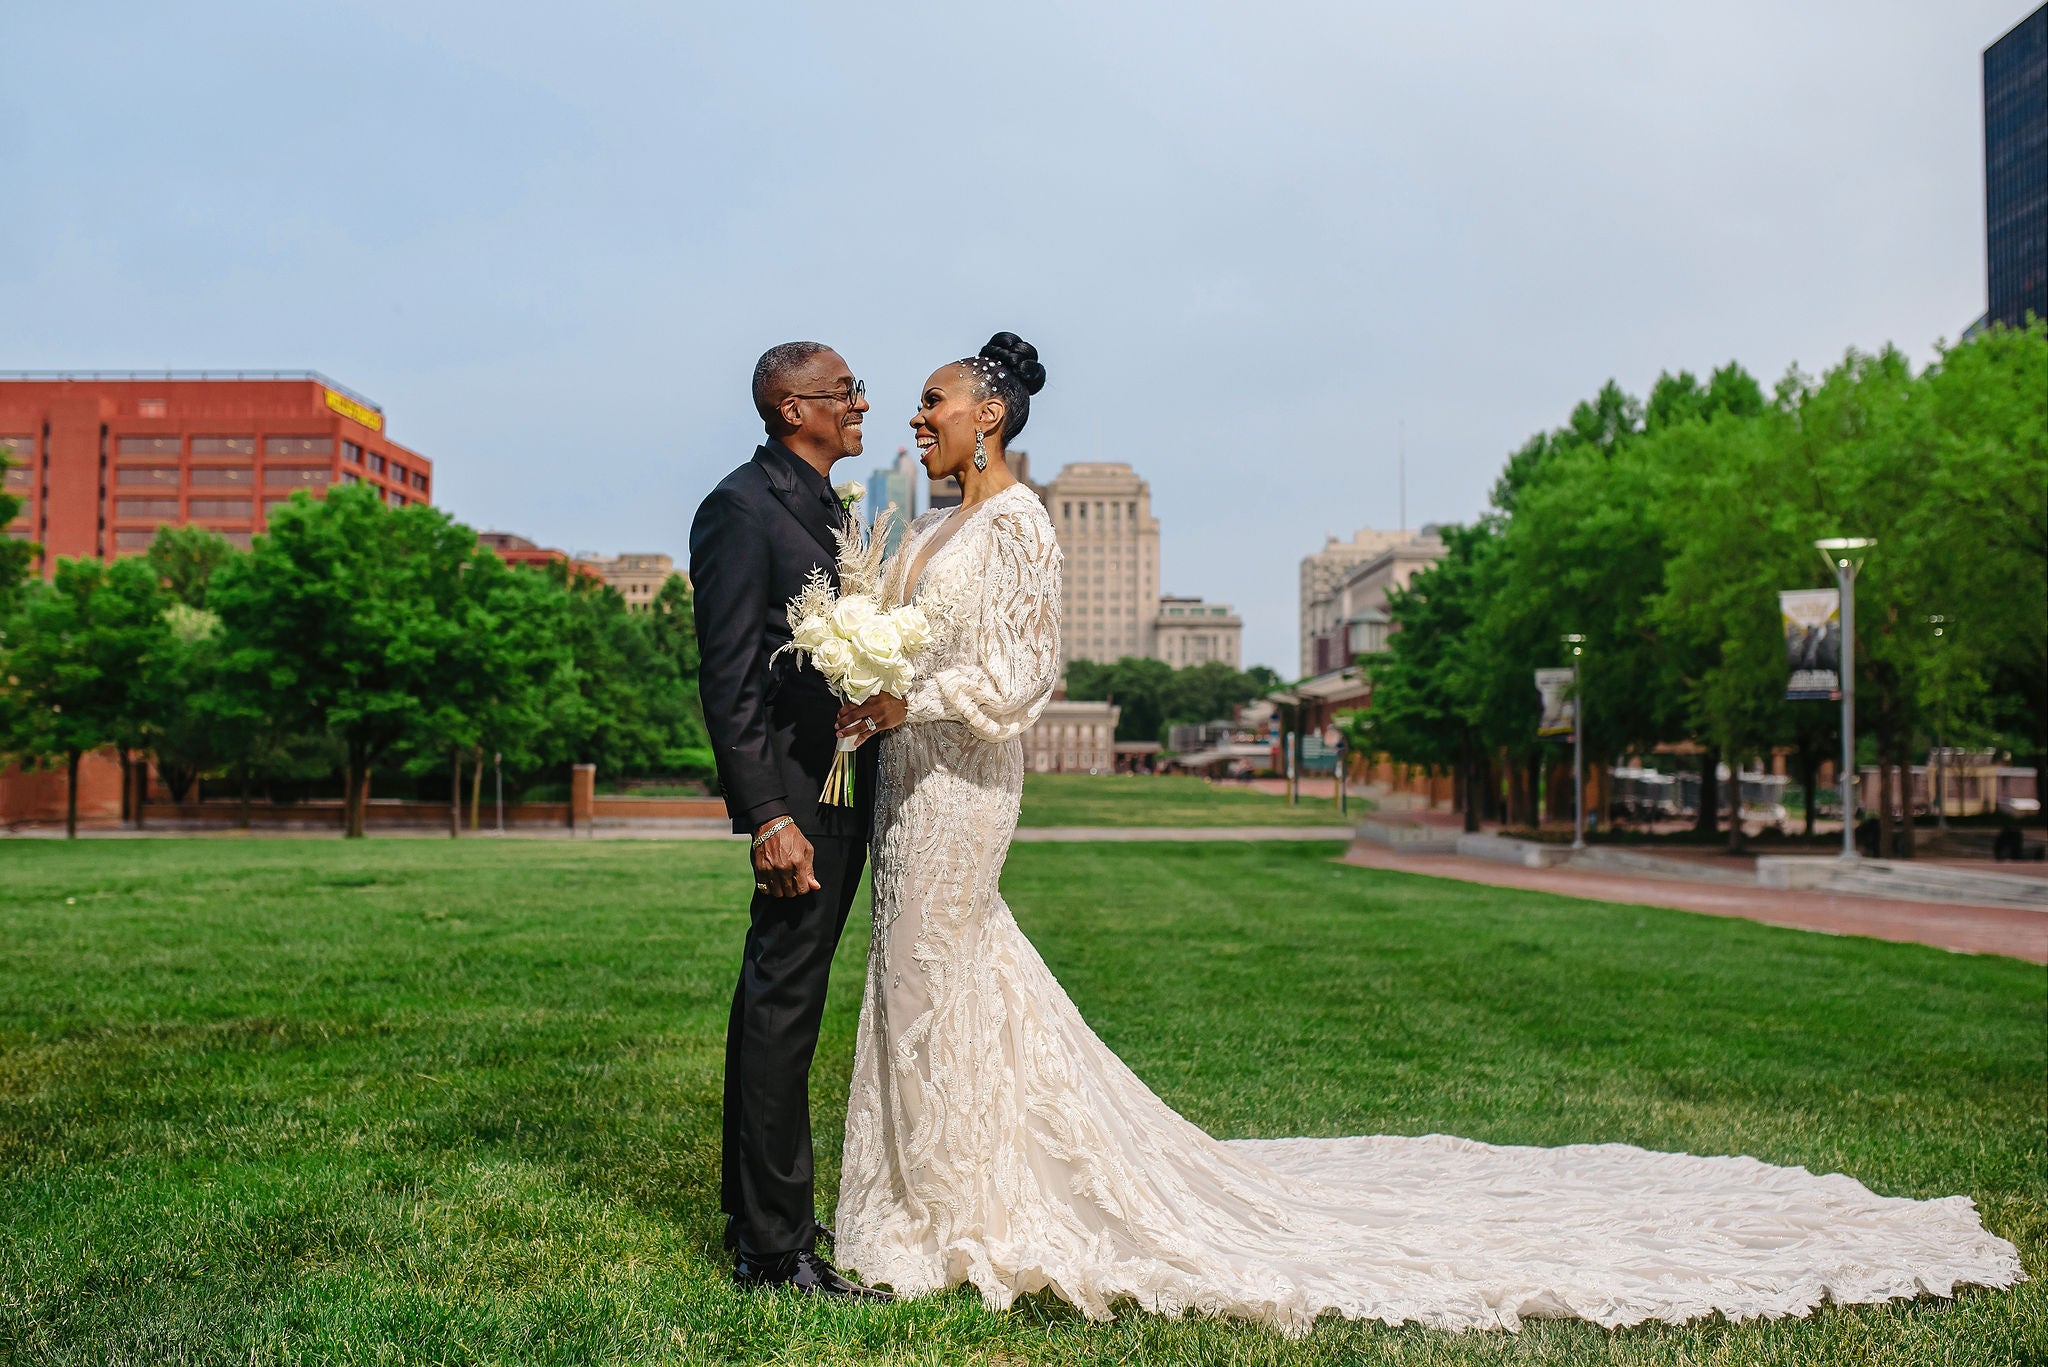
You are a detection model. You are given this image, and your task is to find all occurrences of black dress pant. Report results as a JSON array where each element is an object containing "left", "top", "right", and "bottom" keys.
[{"left": 721, "top": 832, "right": 867, "bottom": 1257}]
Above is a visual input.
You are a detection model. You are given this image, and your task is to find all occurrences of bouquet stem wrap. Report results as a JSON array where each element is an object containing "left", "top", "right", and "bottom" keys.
[{"left": 824, "top": 735, "right": 859, "bottom": 806}]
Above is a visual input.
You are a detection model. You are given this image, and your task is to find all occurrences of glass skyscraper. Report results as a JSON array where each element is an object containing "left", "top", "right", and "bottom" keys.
[
  {"left": 866, "top": 447, "right": 921, "bottom": 557},
  {"left": 1985, "top": 6, "right": 2046, "bottom": 330}
]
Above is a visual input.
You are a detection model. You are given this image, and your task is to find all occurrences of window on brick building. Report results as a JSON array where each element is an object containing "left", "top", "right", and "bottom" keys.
[
  {"left": 412, "top": 470, "right": 428, "bottom": 491},
  {"left": 266, "top": 436, "right": 333, "bottom": 457},
  {"left": 116, "top": 435, "right": 181, "bottom": 457},
  {"left": 368, "top": 452, "right": 387, "bottom": 474},
  {"left": 188, "top": 468, "right": 252, "bottom": 487},
  {"left": 188, "top": 498, "right": 254, "bottom": 519},
  {"left": 343, "top": 441, "right": 363, "bottom": 464},
  {"left": 115, "top": 498, "right": 180, "bottom": 519},
  {"left": 265, "top": 468, "right": 331, "bottom": 487},
  {"left": 340, "top": 472, "right": 360, "bottom": 485},
  {"left": 192, "top": 436, "right": 255, "bottom": 457}
]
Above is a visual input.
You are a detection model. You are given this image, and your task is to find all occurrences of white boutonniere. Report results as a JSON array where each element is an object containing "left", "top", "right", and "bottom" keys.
[{"left": 834, "top": 481, "right": 865, "bottom": 510}]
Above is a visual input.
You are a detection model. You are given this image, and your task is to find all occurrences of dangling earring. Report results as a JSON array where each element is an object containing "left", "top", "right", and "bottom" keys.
[{"left": 973, "top": 429, "right": 988, "bottom": 471}]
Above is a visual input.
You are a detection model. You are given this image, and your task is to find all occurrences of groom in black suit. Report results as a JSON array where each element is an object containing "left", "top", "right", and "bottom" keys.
[{"left": 690, "top": 342, "right": 885, "bottom": 1298}]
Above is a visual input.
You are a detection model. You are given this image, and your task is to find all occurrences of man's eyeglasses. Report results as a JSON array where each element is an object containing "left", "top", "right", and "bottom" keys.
[{"left": 786, "top": 378, "right": 866, "bottom": 406}]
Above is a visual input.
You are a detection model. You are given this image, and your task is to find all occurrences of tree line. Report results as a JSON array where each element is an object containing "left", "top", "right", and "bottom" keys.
[
  {"left": 0, "top": 482, "right": 708, "bottom": 836},
  {"left": 1062, "top": 657, "right": 1283, "bottom": 746},
  {"left": 1360, "top": 322, "right": 2045, "bottom": 856}
]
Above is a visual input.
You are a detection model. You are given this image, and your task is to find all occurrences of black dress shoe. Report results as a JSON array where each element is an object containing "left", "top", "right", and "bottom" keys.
[{"left": 733, "top": 1248, "right": 893, "bottom": 1302}]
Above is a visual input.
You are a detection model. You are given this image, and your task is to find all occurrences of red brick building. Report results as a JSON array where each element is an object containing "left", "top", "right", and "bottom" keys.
[
  {"left": 0, "top": 371, "right": 434, "bottom": 565},
  {"left": 476, "top": 531, "right": 606, "bottom": 582}
]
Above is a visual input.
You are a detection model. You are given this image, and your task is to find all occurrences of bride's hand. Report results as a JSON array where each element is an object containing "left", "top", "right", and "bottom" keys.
[{"left": 837, "top": 694, "right": 908, "bottom": 746}]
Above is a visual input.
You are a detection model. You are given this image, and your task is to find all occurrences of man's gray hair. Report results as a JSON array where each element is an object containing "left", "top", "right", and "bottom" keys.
[{"left": 752, "top": 341, "right": 832, "bottom": 433}]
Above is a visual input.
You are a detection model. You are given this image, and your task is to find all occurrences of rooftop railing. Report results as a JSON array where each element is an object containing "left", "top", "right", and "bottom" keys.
[{"left": 0, "top": 370, "right": 382, "bottom": 413}]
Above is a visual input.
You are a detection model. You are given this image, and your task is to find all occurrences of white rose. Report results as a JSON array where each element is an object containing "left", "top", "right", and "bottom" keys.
[
  {"left": 831, "top": 595, "right": 877, "bottom": 634},
  {"left": 891, "top": 605, "right": 931, "bottom": 651},
  {"left": 793, "top": 614, "right": 832, "bottom": 650},
  {"left": 834, "top": 481, "right": 864, "bottom": 504},
  {"left": 812, "top": 636, "right": 855, "bottom": 680},
  {"left": 881, "top": 659, "right": 915, "bottom": 695},
  {"left": 852, "top": 616, "right": 903, "bottom": 662},
  {"left": 841, "top": 661, "right": 884, "bottom": 704}
]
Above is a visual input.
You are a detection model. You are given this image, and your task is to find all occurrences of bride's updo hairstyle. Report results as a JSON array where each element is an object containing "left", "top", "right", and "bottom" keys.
[{"left": 961, "top": 332, "right": 1047, "bottom": 444}]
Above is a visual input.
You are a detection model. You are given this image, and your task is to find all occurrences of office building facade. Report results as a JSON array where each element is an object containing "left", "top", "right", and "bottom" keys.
[
  {"left": 1304, "top": 533, "right": 1447, "bottom": 673},
  {"left": 1986, "top": 7, "right": 2048, "bottom": 330},
  {"left": 1153, "top": 594, "right": 1242, "bottom": 669},
  {"left": 1043, "top": 461, "right": 1159, "bottom": 664},
  {"left": 0, "top": 372, "right": 432, "bottom": 563},
  {"left": 1298, "top": 527, "right": 1412, "bottom": 676}
]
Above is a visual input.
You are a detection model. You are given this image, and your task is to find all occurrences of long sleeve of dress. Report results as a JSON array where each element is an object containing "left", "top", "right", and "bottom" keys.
[{"left": 905, "top": 507, "right": 1062, "bottom": 742}]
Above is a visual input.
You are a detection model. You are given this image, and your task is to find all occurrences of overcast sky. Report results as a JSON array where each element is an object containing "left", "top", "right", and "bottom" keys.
[{"left": 2, "top": 2, "right": 2028, "bottom": 670}]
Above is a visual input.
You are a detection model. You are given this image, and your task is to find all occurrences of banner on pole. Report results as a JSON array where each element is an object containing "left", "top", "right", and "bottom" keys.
[
  {"left": 1780, "top": 588, "right": 1842, "bottom": 700},
  {"left": 1535, "top": 668, "right": 1576, "bottom": 738}
]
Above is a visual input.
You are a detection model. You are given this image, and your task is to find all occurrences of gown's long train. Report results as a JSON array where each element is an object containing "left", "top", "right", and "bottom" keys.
[{"left": 833, "top": 484, "right": 2022, "bottom": 1334}]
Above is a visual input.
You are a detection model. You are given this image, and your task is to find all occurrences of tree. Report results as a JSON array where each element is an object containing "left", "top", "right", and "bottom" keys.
[
  {"left": 1359, "top": 522, "right": 1499, "bottom": 830},
  {"left": 406, "top": 547, "right": 569, "bottom": 834},
  {"left": 646, "top": 572, "right": 711, "bottom": 767},
  {"left": 138, "top": 527, "right": 242, "bottom": 806},
  {"left": 1062, "top": 656, "right": 1170, "bottom": 743},
  {"left": 145, "top": 525, "right": 238, "bottom": 609},
  {"left": 0, "top": 558, "right": 169, "bottom": 836},
  {"left": 534, "top": 566, "right": 695, "bottom": 777},
  {"left": 209, "top": 485, "right": 476, "bottom": 838}
]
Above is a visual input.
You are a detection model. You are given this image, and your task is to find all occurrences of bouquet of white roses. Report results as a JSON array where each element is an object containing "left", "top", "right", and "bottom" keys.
[{"left": 777, "top": 488, "right": 934, "bottom": 805}]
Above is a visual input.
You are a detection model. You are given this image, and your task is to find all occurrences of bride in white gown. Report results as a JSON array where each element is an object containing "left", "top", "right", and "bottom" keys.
[{"left": 825, "top": 333, "right": 2023, "bottom": 1334}]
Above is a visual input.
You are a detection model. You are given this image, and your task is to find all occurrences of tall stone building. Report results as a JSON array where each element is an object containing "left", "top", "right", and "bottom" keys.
[
  {"left": 1298, "top": 527, "right": 1411, "bottom": 676},
  {"left": 1043, "top": 462, "right": 1159, "bottom": 664}
]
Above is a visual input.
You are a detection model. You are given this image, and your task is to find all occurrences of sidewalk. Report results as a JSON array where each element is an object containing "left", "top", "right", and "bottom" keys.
[
  {"left": 4, "top": 822, "right": 1357, "bottom": 843},
  {"left": 1339, "top": 839, "right": 2048, "bottom": 963}
]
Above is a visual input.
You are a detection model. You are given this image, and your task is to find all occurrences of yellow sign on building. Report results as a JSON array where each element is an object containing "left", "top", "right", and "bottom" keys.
[{"left": 323, "top": 387, "right": 384, "bottom": 432}]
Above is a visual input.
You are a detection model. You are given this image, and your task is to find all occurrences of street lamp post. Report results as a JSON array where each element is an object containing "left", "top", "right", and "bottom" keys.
[
  {"left": 1816, "top": 538, "right": 1874, "bottom": 860},
  {"left": 1928, "top": 616, "right": 1949, "bottom": 832},
  {"left": 1563, "top": 634, "right": 1587, "bottom": 850}
]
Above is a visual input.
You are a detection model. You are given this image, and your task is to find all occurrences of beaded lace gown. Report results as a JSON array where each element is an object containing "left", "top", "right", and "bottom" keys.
[{"left": 833, "top": 483, "right": 2021, "bottom": 1334}]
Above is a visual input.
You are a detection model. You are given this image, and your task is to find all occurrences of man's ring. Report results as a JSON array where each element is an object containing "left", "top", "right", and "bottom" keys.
[
  {"left": 863, "top": 716, "right": 877, "bottom": 732},
  {"left": 756, "top": 881, "right": 770, "bottom": 891}
]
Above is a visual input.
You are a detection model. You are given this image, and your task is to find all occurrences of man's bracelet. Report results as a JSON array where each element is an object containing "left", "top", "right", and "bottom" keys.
[{"left": 751, "top": 816, "right": 795, "bottom": 849}]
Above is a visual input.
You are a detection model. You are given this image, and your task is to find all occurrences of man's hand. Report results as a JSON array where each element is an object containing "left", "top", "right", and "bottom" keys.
[
  {"left": 753, "top": 819, "right": 820, "bottom": 898},
  {"left": 836, "top": 693, "right": 908, "bottom": 746}
]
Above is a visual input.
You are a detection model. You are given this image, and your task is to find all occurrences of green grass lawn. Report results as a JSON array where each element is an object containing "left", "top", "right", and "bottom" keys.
[
  {"left": 0, "top": 838, "right": 2040, "bottom": 1366},
  {"left": 1018, "top": 772, "right": 1353, "bottom": 826}
]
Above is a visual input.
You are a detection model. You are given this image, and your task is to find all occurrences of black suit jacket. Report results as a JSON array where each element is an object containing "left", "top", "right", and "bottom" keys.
[{"left": 690, "top": 441, "right": 876, "bottom": 838}]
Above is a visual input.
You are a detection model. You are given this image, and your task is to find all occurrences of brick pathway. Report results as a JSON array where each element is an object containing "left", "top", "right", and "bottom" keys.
[{"left": 1339, "top": 840, "right": 2048, "bottom": 963}]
